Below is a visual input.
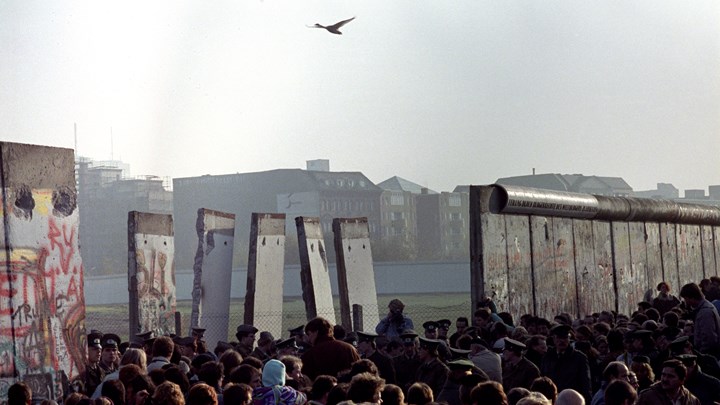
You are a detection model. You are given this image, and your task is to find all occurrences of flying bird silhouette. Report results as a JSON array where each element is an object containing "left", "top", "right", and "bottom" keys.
[{"left": 307, "top": 17, "right": 355, "bottom": 35}]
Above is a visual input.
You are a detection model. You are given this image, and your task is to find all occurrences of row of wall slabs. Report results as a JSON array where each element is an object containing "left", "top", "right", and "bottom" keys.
[
  {"left": 470, "top": 185, "right": 720, "bottom": 320},
  {"left": 0, "top": 143, "right": 86, "bottom": 404},
  {"left": 129, "top": 209, "right": 380, "bottom": 351}
]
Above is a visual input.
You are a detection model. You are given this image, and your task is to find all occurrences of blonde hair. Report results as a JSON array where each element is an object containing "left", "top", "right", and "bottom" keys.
[{"left": 153, "top": 381, "right": 185, "bottom": 405}]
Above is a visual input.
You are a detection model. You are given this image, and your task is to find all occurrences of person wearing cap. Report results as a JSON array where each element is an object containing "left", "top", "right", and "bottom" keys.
[
  {"left": 357, "top": 331, "right": 397, "bottom": 385},
  {"left": 437, "top": 319, "right": 452, "bottom": 342},
  {"left": 301, "top": 317, "right": 360, "bottom": 380},
  {"left": 680, "top": 283, "right": 720, "bottom": 358},
  {"left": 394, "top": 330, "right": 422, "bottom": 391},
  {"left": 79, "top": 332, "right": 105, "bottom": 395},
  {"left": 250, "top": 331, "right": 276, "bottom": 362},
  {"left": 276, "top": 337, "right": 300, "bottom": 358},
  {"left": 636, "top": 359, "right": 700, "bottom": 405},
  {"left": 590, "top": 361, "right": 629, "bottom": 405},
  {"left": 457, "top": 335, "right": 501, "bottom": 383},
  {"left": 415, "top": 337, "right": 449, "bottom": 396},
  {"left": 668, "top": 335, "right": 720, "bottom": 379},
  {"left": 502, "top": 337, "right": 540, "bottom": 392},
  {"left": 540, "top": 324, "right": 592, "bottom": 403},
  {"left": 437, "top": 359, "right": 487, "bottom": 405},
  {"left": 176, "top": 336, "right": 197, "bottom": 359},
  {"left": 192, "top": 327, "right": 206, "bottom": 340},
  {"left": 376, "top": 299, "right": 414, "bottom": 338},
  {"left": 677, "top": 353, "right": 720, "bottom": 405},
  {"left": 236, "top": 324, "right": 259, "bottom": 358},
  {"left": 423, "top": 321, "right": 452, "bottom": 362},
  {"left": 99, "top": 333, "right": 121, "bottom": 374}
]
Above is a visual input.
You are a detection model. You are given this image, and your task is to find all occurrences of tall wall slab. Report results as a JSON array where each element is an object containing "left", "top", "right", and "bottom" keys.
[
  {"left": 470, "top": 184, "right": 720, "bottom": 319},
  {"left": 190, "top": 209, "right": 235, "bottom": 348},
  {"left": 296, "top": 217, "right": 336, "bottom": 323},
  {"left": 128, "top": 212, "right": 176, "bottom": 337},
  {"left": 333, "top": 218, "right": 379, "bottom": 330},
  {"left": 0, "top": 143, "right": 86, "bottom": 403},
  {"left": 245, "top": 213, "right": 285, "bottom": 339}
]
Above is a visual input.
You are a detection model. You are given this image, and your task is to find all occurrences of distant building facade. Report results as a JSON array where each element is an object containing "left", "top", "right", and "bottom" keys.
[
  {"left": 77, "top": 158, "right": 173, "bottom": 275},
  {"left": 496, "top": 173, "right": 633, "bottom": 197},
  {"left": 173, "top": 167, "right": 383, "bottom": 269},
  {"left": 416, "top": 191, "right": 469, "bottom": 260},
  {"left": 633, "top": 183, "right": 680, "bottom": 199}
]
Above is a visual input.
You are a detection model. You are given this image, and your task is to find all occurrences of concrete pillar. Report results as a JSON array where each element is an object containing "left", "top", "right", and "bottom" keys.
[
  {"left": 295, "top": 217, "right": 336, "bottom": 323},
  {"left": 0, "top": 142, "right": 86, "bottom": 403},
  {"left": 190, "top": 209, "right": 235, "bottom": 348},
  {"left": 128, "top": 212, "right": 176, "bottom": 337},
  {"left": 333, "top": 218, "right": 379, "bottom": 331},
  {"left": 245, "top": 213, "right": 285, "bottom": 339}
]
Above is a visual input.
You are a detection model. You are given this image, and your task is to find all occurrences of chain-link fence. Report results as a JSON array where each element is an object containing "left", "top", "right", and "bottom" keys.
[{"left": 85, "top": 293, "right": 472, "bottom": 342}]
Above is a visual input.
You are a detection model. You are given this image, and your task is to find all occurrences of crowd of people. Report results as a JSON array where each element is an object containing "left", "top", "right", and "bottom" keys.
[{"left": 8, "top": 278, "right": 720, "bottom": 405}]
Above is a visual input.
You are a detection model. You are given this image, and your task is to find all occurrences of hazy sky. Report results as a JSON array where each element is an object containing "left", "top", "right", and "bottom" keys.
[{"left": 2, "top": 1, "right": 719, "bottom": 194}]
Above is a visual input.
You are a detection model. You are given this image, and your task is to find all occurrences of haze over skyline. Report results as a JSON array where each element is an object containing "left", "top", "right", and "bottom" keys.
[{"left": 2, "top": 1, "right": 719, "bottom": 193}]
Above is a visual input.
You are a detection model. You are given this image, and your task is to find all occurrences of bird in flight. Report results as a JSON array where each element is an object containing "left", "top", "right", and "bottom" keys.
[{"left": 307, "top": 17, "right": 355, "bottom": 35}]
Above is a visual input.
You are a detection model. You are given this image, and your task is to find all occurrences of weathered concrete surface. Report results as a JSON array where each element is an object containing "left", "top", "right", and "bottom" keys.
[
  {"left": 245, "top": 213, "right": 285, "bottom": 339},
  {"left": 296, "top": 217, "right": 336, "bottom": 323},
  {"left": 470, "top": 185, "right": 719, "bottom": 320},
  {"left": 701, "top": 226, "right": 717, "bottom": 278},
  {"left": 128, "top": 212, "right": 176, "bottom": 337},
  {"left": 333, "top": 218, "right": 379, "bottom": 330},
  {"left": 0, "top": 142, "right": 86, "bottom": 403},
  {"left": 191, "top": 209, "right": 235, "bottom": 348},
  {"left": 505, "top": 215, "right": 533, "bottom": 317}
]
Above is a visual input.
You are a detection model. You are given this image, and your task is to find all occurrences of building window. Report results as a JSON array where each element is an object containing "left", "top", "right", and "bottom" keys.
[
  {"left": 448, "top": 195, "right": 461, "bottom": 207},
  {"left": 390, "top": 193, "right": 404, "bottom": 206}
]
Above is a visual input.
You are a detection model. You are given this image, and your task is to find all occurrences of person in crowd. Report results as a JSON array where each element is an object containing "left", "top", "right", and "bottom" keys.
[
  {"left": 280, "top": 355, "right": 312, "bottom": 391},
  {"left": 346, "top": 372, "right": 385, "bottom": 405},
  {"left": 414, "top": 337, "right": 449, "bottom": 396},
  {"left": 502, "top": 338, "right": 540, "bottom": 392},
  {"left": 80, "top": 331, "right": 105, "bottom": 396},
  {"left": 152, "top": 381, "right": 185, "bottom": 405},
  {"left": 224, "top": 383, "right": 254, "bottom": 405},
  {"left": 236, "top": 324, "right": 259, "bottom": 358},
  {"left": 229, "top": 364, "right": 263, "bottom": 388},
  {"left": 529, "top": 377, "right": 557, "bottom": 404},
  {"left": 382, "top": 384, "right": 405, "bottom": 405},
  {"left": 277, "top": 338, "right": 301, "bottom": 358},
  {"left": 147, "top": 336, "right": 174, "bottom": 373},
  {"left": 556, "top": 389, "right": 585, "bottom": 405},
  {"left": 461, "top": 335, "right": 501, "bottom": 383},
  {"left": 357, "top": 331, "right": 397, "bottom": 385},
  {"left": 406, "top": 382, "right": 433, "bottom": 405},
  {"left": 470, "top": 381, "right": 507, "bottom": 405},
  {"left": 590, "top": 361, "right": 629, "bottom": 405},
  {"left": 629, "top": 356, "right": 654, "bottom": 391},
  {"left": 603, "top": 380, "right": 636, "bottom": 405},
  {"left": 676, "top": 353, "right": 720, "bottom": 405},
  {"left": 92, "top": 348, "right": 147, "bottom": 398},
  {"left": 636, "top": 359, "right": 700, "bottom": 405},
  {"left": 188, "top": 383, "right": 219, "bottom": 405},
  {"left": 680, "top": 283, "right": 720, "bottom": 357},
  {"left": 250, "top": 332, "right": 276, "bottom": 362},
  {"left": 99, "top": 334, "right": 121, "bottom": 374},
  {"left": 449, "top": 317, "right": 469, "bottom": 348},
  {"left": 308, "top": 375, "right": 338, "bottom": 405},
  {"left": 376, "top": 299, "right": 414, "bottom": 338},
  {"left": 394, "top": 330, "right": 422, "bottom": 391},
  {"left": 252, "top": 359, "right": 307, "bottom": 405},
  {"left": 8, "top": 382, "right": 32, "bottom": 405},
  {"left": 540, "top": 324, "right": 592, "bottom": 403},
  {"left": 301, "top": 317, "right": 360, "bottom": 380},
  {"left": 524, "top": 335, "right": 547, "bottom": 370}
]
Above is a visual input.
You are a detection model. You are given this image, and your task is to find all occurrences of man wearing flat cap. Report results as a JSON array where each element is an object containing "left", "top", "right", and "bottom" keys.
[
  {"left": 357, "top": 331, "right": 396, "bottom": 384},
  {"left": 423, "top": 321, "right": 452, "bottom": 361},
  {"left": 79, "top": 331, "right": 105, "bottom": 395},
  {"left": 502, "top": 337, "right": 540, "bottom": 391},
  {"left": 677, "top": 353, "right": 720, "bottom": 405},
  {"left": 669, "top": 335, "right": 720, "bottom": 379},
  {"left": 395, "top": 330, "right": 422, "bottom": 391},
  {"left": 276, "top": 337, "right": 299, "bottom": 357},
  {"left": 437, "top": 359, "right": 488, "bottom": 405},
  {"left": 376, "top": 299, "right": 414, "bottom": 338},
  {"left": 415, "top": 337, "right": 449, "bottom": 396},
  {"left": 541, "top": 324, "right": 592, "bottom": 403},
  {"left": 235, "top": 324, "right": 258, "bottom": 358}
]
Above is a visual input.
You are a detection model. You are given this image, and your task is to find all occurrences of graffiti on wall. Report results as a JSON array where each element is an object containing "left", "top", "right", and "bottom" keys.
[
  {"left": 1, "top": 187, "right": 86, "bottom": 403},
  {"left": 133, "top": 235, "right": 175, "bottom": 336}
]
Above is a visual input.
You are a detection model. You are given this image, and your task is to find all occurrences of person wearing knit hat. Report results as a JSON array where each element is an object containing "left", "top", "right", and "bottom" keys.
[
  {"left": 375, "top": 298, "right": 414, "bottom": 338},
  {"left": 252, "top": 359, "right": 307, "bottom": 405}
]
